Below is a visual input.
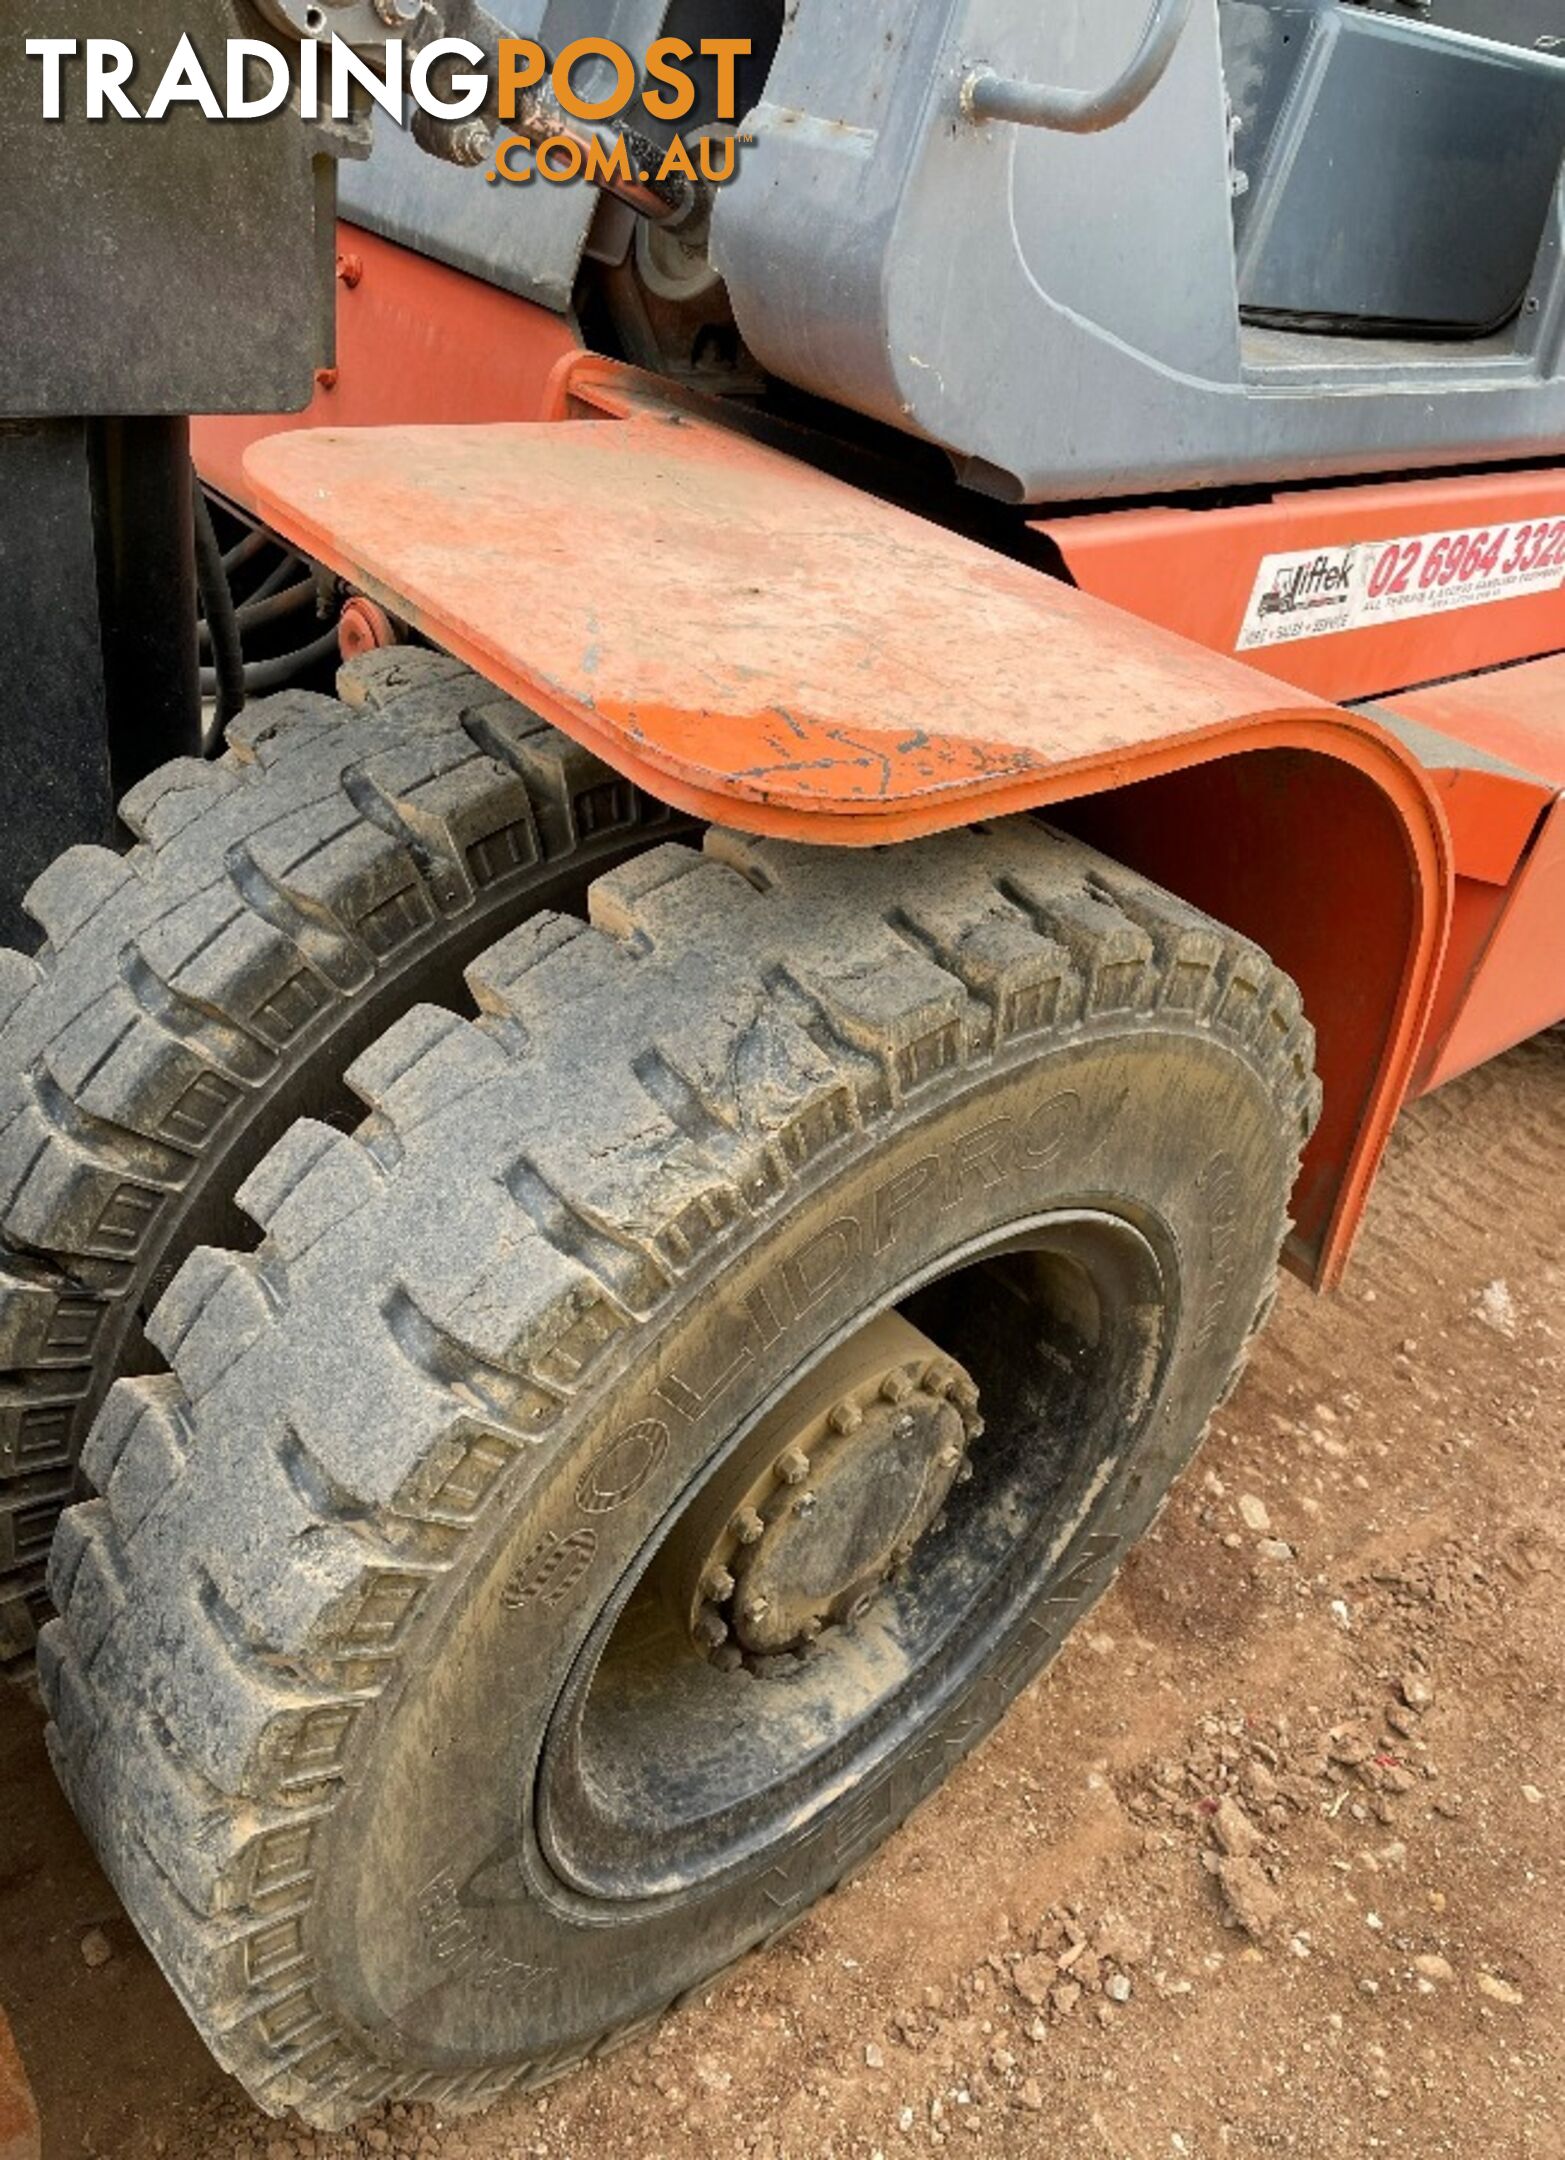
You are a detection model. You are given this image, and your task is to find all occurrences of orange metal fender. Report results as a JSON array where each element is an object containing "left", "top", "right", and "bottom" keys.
[{"left": 242, "top": 360, "right": 1453, "bottom": 1291}]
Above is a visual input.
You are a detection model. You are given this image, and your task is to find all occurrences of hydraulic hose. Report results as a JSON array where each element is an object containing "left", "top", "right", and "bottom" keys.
[{"left": 192, "top": 481, "right": 246, "bottom": 732}]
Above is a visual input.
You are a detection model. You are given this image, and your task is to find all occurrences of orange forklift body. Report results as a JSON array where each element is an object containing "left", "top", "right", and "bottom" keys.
[{"left": 196, "top": 233, "right": 1565, "bottom": 1300}]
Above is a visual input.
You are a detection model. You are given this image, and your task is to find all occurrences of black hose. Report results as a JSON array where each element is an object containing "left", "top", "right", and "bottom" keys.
[
  {"left": 199, "top": 622, "right": 340, "bottom": 700},
  {"left": 221, "top": 524, "right": 270, "bottom": 577},
  {"left": 245, "top": 551, "right": 306, "bottom": 608},
  {"left": 198, "top": 576, "right": 316, "bottom": 655},
  {"left": 193, "top": 482, "right": 246, "bottom": 733}
]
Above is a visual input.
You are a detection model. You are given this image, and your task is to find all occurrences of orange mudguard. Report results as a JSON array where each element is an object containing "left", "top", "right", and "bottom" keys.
[{"left": 243, "top": 360, "right": 1453, "bottom": 1289}]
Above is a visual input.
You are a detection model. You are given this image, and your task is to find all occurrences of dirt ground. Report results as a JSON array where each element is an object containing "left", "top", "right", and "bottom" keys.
[{"left": 2, "top": 1033, "right": 1561, "bottom": 2160}]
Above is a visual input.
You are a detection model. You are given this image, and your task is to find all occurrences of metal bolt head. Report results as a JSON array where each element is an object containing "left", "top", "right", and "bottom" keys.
[
  {"left": 743, "top": 1595, "right": 771, "bottom": 1624},
  {"left": 732, "top": 1506, "right": 766, "bottom": 1546},
  {"left": 712, "top": 1642, "right": 745, "bottom": 1673},
  {"left": 880, "top": 1370, "right": 914, "bottom": 1405},
  {"left": 776, "top": 1447, "right": 811, "bottom": 1487},
  {"left": 450, "top": 120, "right": 494, "bottom": 168},
  {"left": 799, "top": 1616, "right": 823, "bottom": 1642},
  {"left": 952, "top": 1377, "right": 980, "bottom": 1414},
  {"left": 955, "top": 1459, "right": 974, "bottom": 1485},
  {"left": 701, "top": 1564, "right": 736, "bottom": 1604},
  {"left": 373, "top": 0, "right": 422, "bottom": 23},
  {"left": 828, "top": 1399, "right": 863, "bottom": 1436},
  {"left": 937, "top": 1443, "right": 963, "bottom": 1470},
  {"left": 694, "top": 1609, "right": 729, "bottom": 1649}
]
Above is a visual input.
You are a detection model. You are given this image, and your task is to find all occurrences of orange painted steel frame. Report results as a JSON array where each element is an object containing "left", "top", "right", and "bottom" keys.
[
  {"left": 1035, "top": 473, "right": 1565, "bottom": 706},
  {"left": 197, "top": 227, "right": 1565, "bottom": 1297}
]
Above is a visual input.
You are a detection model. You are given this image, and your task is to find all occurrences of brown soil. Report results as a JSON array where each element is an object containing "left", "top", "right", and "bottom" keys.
[{"left": 3, "top": 1036, "right": 1561, "bottom": 2160}]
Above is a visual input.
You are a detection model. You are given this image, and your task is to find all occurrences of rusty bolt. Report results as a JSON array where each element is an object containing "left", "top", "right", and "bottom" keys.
[
  {"left": 923, "top": 1359, "right": 958, "bottom": 1397},
  {"left": 313, "top": 367, "right": 339, "bottom": 392},
  {"left": 373, "top": 0, "right": 421, "bottom": 22},
  {"left": 743, "top": 1595, "right": 771, "bottom": 1625},
  {"left": 776, "top": 1448, "right": 811, "bottom": 1487},
  {"left": 701, "top": 1564, "right": 735, "bottom": 1605},
  {"left": 880, "top": 1370, "right": 914, "bottom": 1405},
  {"left": 712, "top": 1642, "right": 745, "bottom": 1672},
  {"left": 955, "top": 1459, "right": 974, "bottom": 1485},
  {"left": 799, "top": 1616, "right": 823, "bottom": 1642},
  {"left": 694, "top": 1609, "right": 729, "bottom": 1649},
  {"left": 828, "top": 1399, "right": 863, "bottom": 1436},
  {"left": 732, "top": 1506, "right": 765, "bottom": 1546},
  {"left": 952, "top": 1377, "right": 980, "bottom": 1414},
  {"left": 335, "top": 250, "right": 364, "bottom": 289},
  {"left": 937, "top": 1443, "right": 962, "bottom": 1470}
]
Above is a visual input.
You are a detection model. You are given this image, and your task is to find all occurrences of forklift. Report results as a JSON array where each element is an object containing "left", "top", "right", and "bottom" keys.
[{"left": 3, "top": 0, "right": 1564, "bottom": 2126}]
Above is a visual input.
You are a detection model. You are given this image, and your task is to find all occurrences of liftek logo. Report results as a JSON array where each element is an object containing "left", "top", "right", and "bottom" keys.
[
  {"left": 23, "top": 33, "right": 752, "bottom": 194},
  {"left": 1255, "top": 552, "right": 1354, "bottom": 621}
]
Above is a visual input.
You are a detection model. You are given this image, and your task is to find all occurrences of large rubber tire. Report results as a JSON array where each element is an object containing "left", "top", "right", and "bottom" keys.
[
  {"left": 40, "top": 820, "right": 1319, "bottom": 2128},
  {"left": 0, "top": 649, "right": 676, "bottom": 1669}
]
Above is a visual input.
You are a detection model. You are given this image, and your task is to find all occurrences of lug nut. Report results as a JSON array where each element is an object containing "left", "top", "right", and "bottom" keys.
[
  {"left": 828, "top": 1399, "right": 863, "bottom": 1436},
  {"left": 952, "top": 1377, "right": 980, "bottom": 1414},
  {"left": 743, "top": 1595, "right": 771, "bottom": 1624},
  {"left": 776, "top": 1448, "right": 811, "bottom": 1486},
  {"left": 880, "top": 1370, "right": 914, "bottom": 1405},
  {"left": 799, "top": 1616, "right": 823, "bottom": 1642},
  {"left": 732, "top": 1506, "right": 766, "bottom": 1545},
  {"left": 923, "top": 1359, "right": 958, "bottom": 1396},
  {"left": 937, "top": 1442, "right": 963, "bottom": 1469},
  {"left": 701, "top": 1564, "right": 736, "bottom": 1604},
  {"left": 955, "top": 1459, "right": 974, "bottom": 1485},
  {"left": 694, "top": 1609, "right": 729, "bottom": 1649},
  {"left": 712, "top": 1643, "right": 745, "bottom": 1673}
]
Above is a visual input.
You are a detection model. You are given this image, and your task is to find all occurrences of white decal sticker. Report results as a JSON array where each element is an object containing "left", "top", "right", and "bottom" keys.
[{"left": 1236, "top": 515, "right": 1565, "bottom": 651}]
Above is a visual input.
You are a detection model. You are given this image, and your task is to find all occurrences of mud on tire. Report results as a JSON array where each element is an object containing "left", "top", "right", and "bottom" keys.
[
  {"left": 40, "top": 818, "right": 1319, "bottom": 2127},
  {"left": 0, "top": 650, "right": 676, "bottom": 1669}
]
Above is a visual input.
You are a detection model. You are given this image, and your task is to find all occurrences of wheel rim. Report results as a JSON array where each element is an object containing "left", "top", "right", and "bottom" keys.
[{"left": 536, "top": 1208, "right": 1172, "bottom": 1902}]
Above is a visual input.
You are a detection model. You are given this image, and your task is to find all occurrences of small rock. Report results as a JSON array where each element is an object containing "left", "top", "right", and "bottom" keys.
[
  {"left": 1400, "top": 1673, "right": 1435, "bottom": 1712},
  {"left": 1521, "top": 1785, "right": 1544, "bottom": 1806},
  {"left": 1104, "top": 1974, "right": 1132, "bottom": 2004},
  {"left": 1217, "top": 1855, "right": 1282, "bottom": 1939},
  {"left": 1476, "top": 1280, "right": 1517, "bottom": 1336},
  {"left": 79, "top": 1927, "right": 113, "bottom": 1970},
  {"left": 1413, "top": 1954, "right": 1454, "bottom": 1983},
  {"left": 1051, "top": 1979, "right": 1082, "bottom": 2019},
  {"left": 1238, "top": 1494, "right": 1272, "bottom": 1534},
  {"left": 1257, "top": 1538, "right": 1294, "bottom": 1563},
  {"left": 1011, "top": 1954, "right": 1054, "bottom": 2007},
  {"left": 864, "top": 2043, "right": 885, "bottom": 2070},
  {"left": 1213, "top": 1795, "right": 1262, "bottom": 1859},
  {"left": 1477, "top": 1972, "right": 1524, "bottom": 2006},
  {"left": 1016, "top": 2078, "right": 1044, "bottom": 2112},
  {"left": 1094, "top": 1915, "right": 1152, "bottom": 1968}
]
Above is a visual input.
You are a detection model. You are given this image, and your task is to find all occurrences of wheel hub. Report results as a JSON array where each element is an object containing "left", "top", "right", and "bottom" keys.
[{"left": 666, "top": 1311, "right": 982, "bottom": 1673}]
